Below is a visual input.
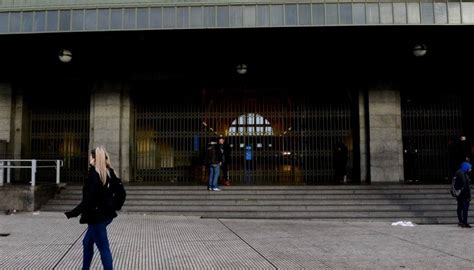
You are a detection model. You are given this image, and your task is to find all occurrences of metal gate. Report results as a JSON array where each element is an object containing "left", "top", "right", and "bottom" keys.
[
  {"left": 27, "top": 91, "right": 90, "bottom": 183},
  {"left": 132, "top": 87, "right": 356, "bottom": 185},
  {"left": 401, "top": 92, "right": 462, "bottom": 183}
]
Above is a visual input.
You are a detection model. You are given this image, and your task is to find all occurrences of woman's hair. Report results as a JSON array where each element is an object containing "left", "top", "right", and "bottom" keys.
[{"left": 90, "top": 146, "right": 112, "bottom": 185}]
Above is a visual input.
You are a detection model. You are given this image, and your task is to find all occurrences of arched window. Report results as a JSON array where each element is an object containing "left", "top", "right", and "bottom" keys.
[{"left": 228, "top": 113, "right": 273, "bottom": 136}]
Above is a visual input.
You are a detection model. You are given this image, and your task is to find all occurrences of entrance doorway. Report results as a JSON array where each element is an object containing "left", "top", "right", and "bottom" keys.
[{"left": 132, "top": 85, "right": 359, "bottom": 185}]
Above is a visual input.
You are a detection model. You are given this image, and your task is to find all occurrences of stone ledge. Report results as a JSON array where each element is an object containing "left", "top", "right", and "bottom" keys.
[{"left": 0, "top": 183, "right": 63, "bottom": 211}]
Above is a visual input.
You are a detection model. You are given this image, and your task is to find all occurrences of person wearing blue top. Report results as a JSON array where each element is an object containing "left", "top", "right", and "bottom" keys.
[{"left": 453, "top": 162, "right": 472, "bottom": 228}]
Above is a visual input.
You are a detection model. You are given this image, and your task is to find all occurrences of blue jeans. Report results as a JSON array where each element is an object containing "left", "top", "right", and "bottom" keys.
[
  {"left": 83, "top": 219, "right": 113, "bottom": 270},
  {"left": 208, "top": 164, "right": 220, "bottom": 189}
]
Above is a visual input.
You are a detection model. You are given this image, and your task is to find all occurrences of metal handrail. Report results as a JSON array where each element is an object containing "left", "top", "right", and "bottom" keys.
[{"left": 0, "top": 159, "right": 64, "bottom": 187}]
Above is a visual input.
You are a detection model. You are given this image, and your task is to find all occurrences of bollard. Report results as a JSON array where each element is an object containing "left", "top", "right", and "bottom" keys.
[
  {"left": 56, "top": 160, "right": 61, "bottom": 184},
  {"left": 0, "top": 161, "right": 3, "bottom": 186},
  {"left": 7, "top": 161, "right": 11, "bottom": 184},
  {"left": 31, "top": 159, "right": 37, "bottom": 187}
]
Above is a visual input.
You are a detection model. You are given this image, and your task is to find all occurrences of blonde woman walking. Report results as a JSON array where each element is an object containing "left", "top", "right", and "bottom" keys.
[{"left": 65, "top": 146, "right": 125, "bottom": 270}]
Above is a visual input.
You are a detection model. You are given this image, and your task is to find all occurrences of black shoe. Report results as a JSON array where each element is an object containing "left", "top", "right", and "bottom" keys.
[
  {"left": 458, "top": 223, "right": 463, "bottom": 227},
  {"left": 462, "top": 223, "right": 472, "bottom": 228}
]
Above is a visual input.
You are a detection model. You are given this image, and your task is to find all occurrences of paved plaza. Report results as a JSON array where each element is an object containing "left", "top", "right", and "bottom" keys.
[{"left": 1, "top": 212, "right": 473, "bottom": 269}]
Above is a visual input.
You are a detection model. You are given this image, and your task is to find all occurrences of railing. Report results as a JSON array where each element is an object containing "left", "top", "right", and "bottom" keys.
[{"left": 0, "top": 159, "right": 64, "bottom": 187}]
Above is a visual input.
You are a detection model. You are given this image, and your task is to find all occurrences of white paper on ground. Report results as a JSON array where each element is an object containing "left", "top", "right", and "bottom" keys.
[{"left": 391, "top": 221, "right": 415, "bottom": 227}]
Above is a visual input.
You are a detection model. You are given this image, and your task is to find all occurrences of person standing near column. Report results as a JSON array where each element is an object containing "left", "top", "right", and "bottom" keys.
[
  {"left": 333, "top": 141, "right": 348, "bottom": 184},
  {"left": 454, "top": 162, "right": 472, "bottom": 228},
  {"left": 403, "top": 139, "right": 419, "bottom": 183},
  {"left": 206, "top": 138, "right": 223, "bottom": 191},
  {"left": 218, "top": 137, "right": 232, "bottom": 186}
]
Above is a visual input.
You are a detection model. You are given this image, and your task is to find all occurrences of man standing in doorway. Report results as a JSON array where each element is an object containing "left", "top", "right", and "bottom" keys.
[
  {"left": 206, "top": 139, "right": 223, "bottom": 191},
  {"left": 403, "top": 139, "right": 419, "bottom": 183},
  {"left": 333, "top": 141, "right": 349, "bottom": 184},
  {"left": 459, "top": 135, "right": 472, "bottom": 162},
  {"left": 450, "top": 134, "right": 472, "bottom": 177},
  {"left": 218, "top": 137, "right": 232, "bottom": 186}
]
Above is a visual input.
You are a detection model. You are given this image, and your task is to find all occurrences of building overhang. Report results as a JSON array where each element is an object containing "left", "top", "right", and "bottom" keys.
[{"left": 0, "top": 0, "right": 473, "bottom": 35}]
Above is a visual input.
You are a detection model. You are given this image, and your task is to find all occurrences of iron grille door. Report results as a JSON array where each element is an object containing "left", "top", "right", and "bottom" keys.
[
  {"left": 27, "top": 91, "right": 90, "bottom": 183},
  {"left": 132, "top": 87, "right": 356, "bottom": 185},
  {"left": 401, "top": 92, "right": 462, "bottom": 183}
]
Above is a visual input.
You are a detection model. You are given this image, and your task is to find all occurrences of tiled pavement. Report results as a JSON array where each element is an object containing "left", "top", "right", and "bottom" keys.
[{"left": 1, "top": 212, "right": 473, "bottom": 269}]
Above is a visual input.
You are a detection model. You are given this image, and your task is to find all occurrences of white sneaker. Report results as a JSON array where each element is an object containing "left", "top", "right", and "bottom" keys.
[
  {"left": 208, "top": 188, "right": 212, "bottom": 191},
  {"left": 212, "top": 188, "right": 221, "bottom": 191}
]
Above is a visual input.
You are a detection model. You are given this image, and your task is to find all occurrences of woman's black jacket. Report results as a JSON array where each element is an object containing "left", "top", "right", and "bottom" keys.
[{"left": 65, "top": 167, "right": 118, "bottom": 224}]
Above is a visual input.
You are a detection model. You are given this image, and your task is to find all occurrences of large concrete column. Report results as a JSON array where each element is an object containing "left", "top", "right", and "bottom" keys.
[
  {"left": 359, "top": 90, "right": 368, "bottom": 182},
  {"left": 368, "top": 87, "right": 404, "bottom": 183},
  {"left": 0, "top": 84, "right": 12, "bottom": 144},
  {"left": 90, "top": 82, "right": 131, "bottom": 182},
  {"left": 120, "top": 88, "right": 131, "bottom": 183},
  {"left": 11, "top": 92, "right": 26, "bottom": 160}
]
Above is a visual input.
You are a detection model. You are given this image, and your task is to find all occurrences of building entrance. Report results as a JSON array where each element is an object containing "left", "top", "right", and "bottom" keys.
[{"left": 132, "top": 85, "right": 358, "bottom": 185}]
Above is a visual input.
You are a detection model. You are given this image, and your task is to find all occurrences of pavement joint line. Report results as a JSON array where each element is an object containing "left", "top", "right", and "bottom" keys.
[
  {"left": 217, "top": 218, "right": 278, "bottom": 270},
  {"left": 52, "top": 228, "right": 87, "bottom": 270},
  {"left": 347, "top": 222, "right": 474, "bottom": 263}
]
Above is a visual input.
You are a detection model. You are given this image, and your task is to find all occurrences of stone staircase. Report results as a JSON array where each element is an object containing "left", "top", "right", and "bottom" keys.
[{"left": 42, "top": 185, "right": 458, "bottom": 224}]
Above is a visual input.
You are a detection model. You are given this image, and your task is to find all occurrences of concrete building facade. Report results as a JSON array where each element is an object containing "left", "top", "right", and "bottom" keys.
[{"left": 1, "top": 0, "right": 473, "bottom": 185}]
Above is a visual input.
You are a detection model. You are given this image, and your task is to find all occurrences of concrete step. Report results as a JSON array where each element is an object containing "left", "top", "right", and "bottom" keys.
[
  {"left": 60, "top": 183, "right": 449, "bottom": 190},
  {"left": 42, "top": 204, "right": 457, "bottom": 212},
  {"left": 60, "top": 189, "right": 451, "bottom": 196},
  {"left": 53, "top": 194, "right": 454, "bottom": 200},
  {"left": 42, "top": 208, "right": 456, "bottom": 218},
  {"left": 44, "top": 198, "right": 455, "bottom": 206},
  {"left": 41, "top": 209, "right": 457, "bottom": 223},
  {"left": 42, "top": 184, "right": 458, "bottom": 224}
]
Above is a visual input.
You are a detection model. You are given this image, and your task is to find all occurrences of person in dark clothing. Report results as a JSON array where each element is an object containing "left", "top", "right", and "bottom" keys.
[
  {"left": 333, "top": 141, "right": 348, "bottom": 184},
  {"left": 218, "top": 137, "right": 232, "bottom": 186},
  {"left": 458, "top": 135, "right": 472, "bottom": 162},
  {"left": 448, "top": 136, "right": 459, "bottom": 177},
  {"left": 450, "top": 135, "right": 472, "bottom": 176},
  {"left": 453, "top": 162, "right": 472, "bottom": 228},
  {"left": 403, "top": 139, "right": 418, "bottom": 183},
  {"left": 206, "top": 139, "right": 223, "bottom": 191},
  {"left": 65, "top": 146, "right": 121, "bottom": 270}
]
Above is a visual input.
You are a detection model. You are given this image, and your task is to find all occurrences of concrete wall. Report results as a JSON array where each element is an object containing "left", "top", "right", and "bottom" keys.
[
  {"left": 0, "top": 184, "right": 59, "bottom": 211},
  {"left": 0, "top": 84, "right": 12, "bottom": 143},
  {"left": 90, "top": 82, "right": 130, "bottom": 182},
  {"left": 368, "top": 88, "right": 404, "bottom": 183}
]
